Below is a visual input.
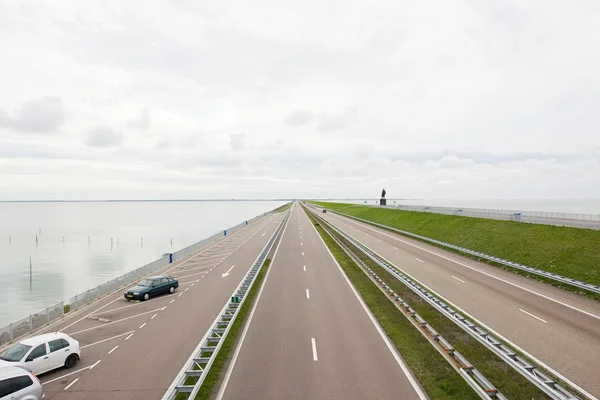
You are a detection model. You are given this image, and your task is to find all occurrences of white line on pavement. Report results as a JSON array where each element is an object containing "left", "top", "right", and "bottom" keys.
[
  {"left": 170, "top": 299, "right": 175, "bottom": 304},
  {"left": 151, "top": 314, "right": 158, "bottom": 319},
  {"left": 393, "top": 247, "right": 398, "bottom": 250},
  {"left": 306, "top": 289, "right": 310, "bottom": 299},
  {"left": 185, "top": 288, "right": 189, "bottom": 292},
  {"left": 452, "top": 276, "right": 466, "bottom": 284},
  {"left": 125, "top": 333, "right": 134, "bottom": 341},
  {"left": 302, "top": 251, "right": 304, "bottom": 256},
  {"left": 519, "top": 309, "right": 548, "bottom": 323},
  {"left": 64, "top": 378, "right": 79, "bottom": 390},
  {"left": 69, "top": 308, "right": 163, "bottom": 336},
  {"left": 108, "top": 346, "right": 119, "bottom": 354},
  {"left": 311, "top": 338, "right": 318, "bottom": 361},
  {"left": 415, "top": 258, "right": 423, "bottom": 263},
  {"left": 139, "top": 323, "right": 146, "bottom": 329},
  {"left": 80, "top": 331, "right": 135, "bottom": 349},
  {"left": 178, "top": 293, "right": 183, "bottom": 297},
  {"left": 303, "top": 265, "right": 306, "bottom": 272},
  {"left": 42, "top": 365, "right": 91, "bottom": 385},
  {"left": 89, "top": 360, "right": 101, "bottom": 369}
]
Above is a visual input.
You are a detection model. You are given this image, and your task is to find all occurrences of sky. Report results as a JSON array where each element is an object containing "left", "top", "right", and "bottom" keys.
[{"left": 0, "top": 0, "right": 599, "bottom": 201}]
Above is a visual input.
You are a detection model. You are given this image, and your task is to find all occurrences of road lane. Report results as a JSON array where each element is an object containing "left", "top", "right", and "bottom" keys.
[
  {"left": 36, "top": 212, "right": 285, "bottom": 399},
  {"left": 219, "top": 204, "right": 424, "bottom": 400},
  {"left": 316, "top": 207, "right": 600, "bottom": 397}
]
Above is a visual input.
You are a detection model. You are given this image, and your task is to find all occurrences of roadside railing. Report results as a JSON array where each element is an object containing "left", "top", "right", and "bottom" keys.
[
  {"left": 0, "top": 209, "right": 279, "bottom": 348},
  {"left": 376, "top": 204, "right": 600, "bottom": 230}
]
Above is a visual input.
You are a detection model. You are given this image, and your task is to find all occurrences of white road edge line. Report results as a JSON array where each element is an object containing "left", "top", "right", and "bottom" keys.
[
  {"left": 306, "top": 289, "right": 310, "bottom": 299},
  {"left": 215, "top": 203, "right": 291, "bottom": 400},
  {"left": 307, "top": 208, "right": 427, "bottom": 399},
  {"left": 329, "top": 214, "right": 597, "bottom": 400},
  {"left": 519, "top": 309, "right": 548, "bottom": 323},
  {"left": 311, "top": 337, "right": 318, "bottom": 361},
  {"left": 337, "top": 216, "right": 600, "bottom": 321},
  {"left": 452, "top": 276, "right": 466, "bottom": 284},
  {"left": 108, "top": 346, "right": 119, "bottom": 354},
  {"left": 415, "top": 258, "right": 424, "bottom": 263},
  {"left": 80, "top": 331, "right": 135, "bottom": 349},
  {"left": 64, "top": 378, "right": 79, "bottom": 390}
]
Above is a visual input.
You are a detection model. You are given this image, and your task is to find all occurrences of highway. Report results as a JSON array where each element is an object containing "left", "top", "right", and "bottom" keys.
[
  {"left": 313, "top": 205, "right": 600, "bottom": 398},
  {"left": 217, "top": 204, "right": 426, "bottom": 400},
  {"left": 32, "top": 211, "right": 285, "bottom": 399}
]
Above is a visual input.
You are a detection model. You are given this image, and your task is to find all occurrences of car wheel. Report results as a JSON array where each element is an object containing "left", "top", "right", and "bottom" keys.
[
  {"left": 169, "top": 286, "right": 175, "bottom": 294},
  {"left": 143, "top": 293, "right": 150, "bottom": 301},
  {"left": 65, "top": 354, "right": 78, "bottom": 368}
]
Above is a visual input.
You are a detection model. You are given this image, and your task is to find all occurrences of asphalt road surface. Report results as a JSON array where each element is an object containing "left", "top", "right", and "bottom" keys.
[
  {"left": 313, "top": 205, "right": 600, "bottom": 399},
  {"left": 29, "top": 211, "right": 285, "bottom": 400},
  {"left": 217, "top": 204, "right": 426, "bottom": 400}
]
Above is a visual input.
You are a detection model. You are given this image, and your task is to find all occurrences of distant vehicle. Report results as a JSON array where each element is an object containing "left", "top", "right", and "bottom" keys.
[
  {"left": 322, "top": 209, "right": 327, "bottom": 213},
  {"left": 0, "top": 366, "right": 44, "bottom": 400},
  {"left": 0, "top": 332, "right": 80, "bottom": 376},
  {"left": 124, "top": 276, "right": 179, "bottom": 301}
]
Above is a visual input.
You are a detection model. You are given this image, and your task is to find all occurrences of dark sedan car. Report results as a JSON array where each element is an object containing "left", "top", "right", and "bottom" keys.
[{"left": 124, "top": 276, "right": 179, "bottom": 301}]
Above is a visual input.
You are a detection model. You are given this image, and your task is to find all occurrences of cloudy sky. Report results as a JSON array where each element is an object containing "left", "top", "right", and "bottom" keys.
[{"left": 0, "top": 0, "right": 599, "bottom": 200}]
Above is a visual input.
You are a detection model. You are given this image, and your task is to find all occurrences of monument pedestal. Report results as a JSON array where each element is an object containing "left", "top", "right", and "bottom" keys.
[{"left": 379, "top": 198, "right": 387, "bottom": 206}]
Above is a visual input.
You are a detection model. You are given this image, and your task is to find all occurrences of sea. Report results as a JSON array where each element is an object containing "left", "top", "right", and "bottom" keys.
[{"left": 0, "top": 201, "right": 286, "bottom": 328}]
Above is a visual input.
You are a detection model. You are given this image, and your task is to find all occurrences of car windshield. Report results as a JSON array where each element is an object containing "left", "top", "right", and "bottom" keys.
[
  {"left": 138, "top": 279, "right": 154, "bottom": 287},
  {"left": 0, "top": 343, "right": 32, "bottom": 362}
]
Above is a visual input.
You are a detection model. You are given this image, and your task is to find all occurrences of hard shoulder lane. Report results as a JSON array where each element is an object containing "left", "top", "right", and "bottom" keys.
[
  {"left": 39, "top": 213, "right": 284, "bottom": 399},
  {"left": 318, "top": 209, "right": 600, "bottom": 397},
  {"left": 219, "top": 204, "right": 424, "bottom": 400}
]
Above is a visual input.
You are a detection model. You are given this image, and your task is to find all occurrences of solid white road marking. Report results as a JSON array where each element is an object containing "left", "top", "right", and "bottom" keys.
[
  {"left": 415, "top": 258, "right": 423, "bottom": 263},
  {"left": 151, "top": 314, "right": 158, "bottom": 319},
  {"left": 69, "top": 308, "right": 163, "bottom": 335},
  {"left": 215, "top": 207, "right": 291, "bottom": 400},
  {"left": 64, "top": 378, "right": 79, "bottom": 390},
  {"left": 311, "top": 338, "right": 318, "bottom": 361},
  {"left": 452, "top": 276, "right": 466, "bottom": 284},
  {"left": 139, "top": 323, "right": 147, "bottom": 329},
  {"left": 337, "top": 216, "right": 600, "bottom": 321},
  {"left": 306, "top": 289, "right": 310, "bottom": 299},
  {"left": 125, "top": 333, "right": 134, "bottom": 340},
  {"left": 89, "top": 360, "right": 101, "bottom": 369},
  {"left": 520, "top": 309, "right": 548, "bottom": 323},
  {"left": 108, "top": 346, "right": 119, "bottom": 354},
  {"left": 80, "top": 331, "right": 135, "bottom": 349}
]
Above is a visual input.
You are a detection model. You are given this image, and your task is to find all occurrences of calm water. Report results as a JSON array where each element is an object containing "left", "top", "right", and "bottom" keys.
[
  {"left": 334, "top": 199, "right": 600, "bottom": 215},
  {"left": 0, "top": 201, "right": 286, "bottom": 327}
]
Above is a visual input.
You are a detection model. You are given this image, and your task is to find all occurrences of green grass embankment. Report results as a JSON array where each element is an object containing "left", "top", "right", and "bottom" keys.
[
  {"left": 312, "top": 202, "right": 600, "bottom": 298},
  {"left": 274, "top": 202, "right": 292, "bottom": 212}
]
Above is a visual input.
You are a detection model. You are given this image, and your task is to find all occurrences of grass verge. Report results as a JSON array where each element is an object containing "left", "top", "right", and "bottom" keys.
[
  {"left": 311, "top": 201, "right": 600, "bottom": 300},
  {"left": 305, "top": 211, "right": 479, "bottom": 399},
  {"left": 173, "top": 258, "right": 272, "bottom": 400},
  {"left": 274, "top": 202, "right": 292, "bottom": 212},
  {"left": 63, "top": 304, "right": 70, "bottom": 313}
]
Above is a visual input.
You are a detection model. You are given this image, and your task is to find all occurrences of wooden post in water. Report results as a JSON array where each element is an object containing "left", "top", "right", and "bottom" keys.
[
  {"left": 8, "top": 235, "right": 11, "bottom": 243},
  {"left": 29, "top": 256, "right": 32, "bottom": 291},
  {"left": 36, "top": 235, "right": 38, "bottom": 245}
]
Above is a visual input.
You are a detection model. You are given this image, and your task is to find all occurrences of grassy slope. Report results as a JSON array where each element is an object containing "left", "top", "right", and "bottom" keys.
[{"left": 312, "top": 202, "right": 600, "bottom": 290}]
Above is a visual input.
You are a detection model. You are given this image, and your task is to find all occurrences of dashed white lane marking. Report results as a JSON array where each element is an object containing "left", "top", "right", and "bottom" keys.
[
  {"left": 191, "top": 283, "right": 195, "bottom": 287},
  {"left": 301, "top": 242, "right": 303, "bottom": 246},
  {"left": 42, "top": 365, "right": 92, "bottom": 385},
  {"left": 393, "top": 247, "right": 399, "bottom": 250},
  {"left": 377, "top": 239, "right": 382, "bottom": 242},
  {"left": 89, "top": 360, "right": 101, "bottom": 369},
  {"left": 125, "top": 333, "right": 134, "bottom": 341},
  {"left": 311, "top": 338, "right": 318, "bottom": 361},
  {"left": 452, "top": 276, "right": 466, "bottom": 284},
  {"left": 139, "top": 323, "right": 147, "bottom": 329},
  {"left": 520, "top": 309, "right": 548, "bottom": 323},
  {"left": 303, "top": 265, "right": 306, "bottom": 272},
  {"left": 69, "top": 308, "right": 163, "bottom": 336},
  {"left": 151, "top": 314, "right": 158, "bottom": 320},
  {"left": 109, "top": 346, "right": 119, "bottom": 354},
  {"left": 170, "top": 299, "right": 176, "bottom": 303},
  {"left": 185, "top": 288, "right": 189, "bottom": 292},
  {"left": 302, "top": 251, "right": 304, "bottom": 256},
  {"left": 178, "top": 293, "right": 183, "bottom": 297},
  {"left": 415, "top": 258, "right": 424, "bottom": 263},
  {"left": 306, "top": 289, "right": 310, "bottom": 299},
  {"left": 64, "top": 378, "right": 79, "bottom": 390}
]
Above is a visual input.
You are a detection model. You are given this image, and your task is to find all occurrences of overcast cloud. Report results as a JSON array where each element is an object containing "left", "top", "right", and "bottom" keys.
[{"left": 0, "top": 0, "right": 599, "bottom": 200}]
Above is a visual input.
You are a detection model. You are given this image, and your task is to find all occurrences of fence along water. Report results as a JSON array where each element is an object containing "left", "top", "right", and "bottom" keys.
[{"left": 0, "top": 210, "right": 273, "bottom": 347}]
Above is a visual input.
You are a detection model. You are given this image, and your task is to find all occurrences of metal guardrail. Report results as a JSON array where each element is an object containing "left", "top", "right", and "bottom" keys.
[
  {"left": 320, "top": 207, "right": 600, "bottom": 295},
  {"left": 307, "top": 207, "right": 507, "bottom": 400},
  {"left": 310, "top": 207, "right": 582, "bottom": 400},
  {"left": 0, "top": 210, "right": 278, "bottom": 348},
  {"left": 162, "top": 209, "right": 289, "bottom": 400}
]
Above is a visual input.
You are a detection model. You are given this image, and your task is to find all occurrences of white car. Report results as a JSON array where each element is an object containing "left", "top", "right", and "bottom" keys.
[
  {"left": 0, "top": 333, "right": 80, "bottom": 376},
  {"left": 0, "top": 366, "right": 44, "bottom": 399}
]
